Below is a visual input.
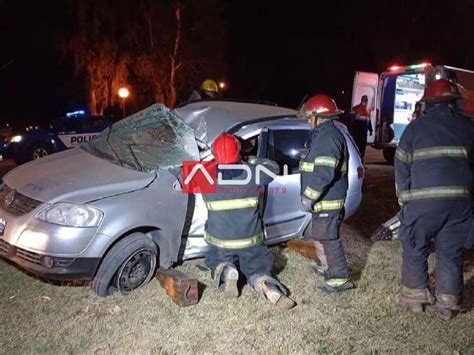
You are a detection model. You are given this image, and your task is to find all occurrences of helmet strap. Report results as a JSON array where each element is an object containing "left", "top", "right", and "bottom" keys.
[
  {"left": 307, "top": 116, "right": 317, "bottom": 129},
  {"left": 316, "top": 117, "right": 329, "bottom": 126}
]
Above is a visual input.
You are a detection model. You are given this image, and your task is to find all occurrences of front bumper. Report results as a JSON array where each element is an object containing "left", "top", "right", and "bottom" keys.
[
  {"left": 0, "top": 190, "right": 110, "bottom": 280},
  {"left": 0, "top": 238, "right": 100, "bottom": 280}
]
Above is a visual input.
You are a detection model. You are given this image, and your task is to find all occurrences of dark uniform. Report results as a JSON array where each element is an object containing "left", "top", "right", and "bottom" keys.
[
  {"left": 395, "top": 105, "right": 474, "bottom": 301},
  {"left": 202, "top": 160, "right": 274, "bottom": 287},
  {"left": 350, "top": 103, "right": 372, "bottom": 160},
  {"left": 299, "top": 120, "right": 350, "bottom": 288}
]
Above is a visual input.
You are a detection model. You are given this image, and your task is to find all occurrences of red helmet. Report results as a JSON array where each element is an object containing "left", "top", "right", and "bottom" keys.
[
  {"left": 421, "top": 79, "right": 461, "bottom": 102},
  {"left": 212, "top": 133, "right": 240, "bottom": 164},
  {"left": 303, "top": 94, "right": 343, "bottom": 118}
]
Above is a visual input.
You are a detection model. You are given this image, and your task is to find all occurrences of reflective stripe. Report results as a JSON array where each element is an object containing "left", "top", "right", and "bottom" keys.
[
  {"left": 299, "top": 161, "right": 314, "bottom": 172},
  {"left": 395, "top": 147, "right": 411, "bottom": 164},
  {"left": 303, "top": 186, "right": 321, "bottom": 200},
  {"left": 313, "top": 199, "right": 345, "bottom": 212},
  {"left": 206, "top": 197, "right": 258, "bottom": 211},
  {"left": 340, "top": 161, "right": 348, "bottom": 172},
  {"left": 400, "top": 186, "right": 470, "bottom": 202},
  {"left": 304, "top": 156, "right": 348, "bottom": 172},
  {"left": 396, "top": 146, "right": 469, "bottom": 164},
  {"left": 326, "top": 278, "right": 350, "bottom": 288},
  {"left": 413, "top": 146, "right": 468, "bottom": 161},
  {"left": 314, "top": 156, "right": 338, "bottom": 168},
  {"left": 204, "top": 232, "right": 264, "bottom": 249}
]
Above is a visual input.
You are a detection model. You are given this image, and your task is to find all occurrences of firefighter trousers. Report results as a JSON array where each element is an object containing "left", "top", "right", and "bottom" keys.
[
  {"left": 310, "top": 213, "right": 350, "bottom": 279},
  {"left": 351, "top": 124, "right": 368, "bottom": 161},
  {"left": 400, "top": 210, "right": 470, "bottom": 296},
  {"left": 205, "top": 243, "right": 274, "bottom": 283}
]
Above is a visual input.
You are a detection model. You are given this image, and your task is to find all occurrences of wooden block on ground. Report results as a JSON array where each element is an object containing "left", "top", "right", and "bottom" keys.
[
  {"left": 286, "top": 239, "right": 318, "bottom": 260},
  {"left": 156, "top": 269, "right": 199, "bottom": 307}
]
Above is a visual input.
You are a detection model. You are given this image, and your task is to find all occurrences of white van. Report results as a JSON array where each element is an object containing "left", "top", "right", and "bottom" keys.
[{"left": 351, "top": 63, "right": 474, "bottom": 163}]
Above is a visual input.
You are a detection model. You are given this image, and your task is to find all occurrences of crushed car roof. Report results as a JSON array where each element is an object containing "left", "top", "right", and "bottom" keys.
[{"left": 173, "top": 100, "right": 297, "bottom": 143}]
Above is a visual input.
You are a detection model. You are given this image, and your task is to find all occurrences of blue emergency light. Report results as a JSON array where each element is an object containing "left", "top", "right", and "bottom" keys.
[{"left": 66, "top": 110, "right": 86, "bottom": 118}]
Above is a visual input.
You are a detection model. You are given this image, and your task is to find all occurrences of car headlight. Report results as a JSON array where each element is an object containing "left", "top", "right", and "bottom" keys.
[
  {"left": 10, "top": 135, "right": 23, "bottom": 143},
  {"left": 37, "top": 203, "right": 103, "bottom": 227}
]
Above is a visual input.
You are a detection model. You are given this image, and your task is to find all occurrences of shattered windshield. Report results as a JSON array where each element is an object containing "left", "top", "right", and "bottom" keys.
[{"left": 82, "top": 104, "right": 199, "bottom": 172}]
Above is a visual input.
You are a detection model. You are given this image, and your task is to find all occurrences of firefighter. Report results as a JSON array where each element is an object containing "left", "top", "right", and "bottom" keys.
[
  {"left": 200, "top": 79, "right": 219, "bottom": 99},
  {"left": 188, "top": 79, "right": 219, "bottom": 102},
  {"left": 350, "top": 95, "right": 373, "bottom": 161},
  {"left": 202, "top": 133, "right": 295, "bottom": 309},
  {"left": 299, "top": 94, "right": 354, "bottom": 293},
  {"left": 395, "top": 79, "right": 474, "bottom": 320},
  {"left": 408, "top": 101, "right": 423, "bottom": 122}
]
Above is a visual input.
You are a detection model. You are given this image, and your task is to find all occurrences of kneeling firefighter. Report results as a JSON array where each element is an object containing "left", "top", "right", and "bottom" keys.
[
  {"left": 202, "top": 133, "right": 295, "bottom": 309},
  {"left": 299, "top": 94, "right": 354, "bottom": 293}
]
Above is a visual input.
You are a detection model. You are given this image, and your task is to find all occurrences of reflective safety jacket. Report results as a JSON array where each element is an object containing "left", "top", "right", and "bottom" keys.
[
  {"left": 202, "top": 159, "right": 276, "bottom": 249},
  {"left": 395, "top": 105, "right": 474, "bottom": 215},
  {"left": 351, "top": 104, "right": 371, "bottom": 119},
  {"left": 299, "top": 120, "right": 349, "bottom": 214}
]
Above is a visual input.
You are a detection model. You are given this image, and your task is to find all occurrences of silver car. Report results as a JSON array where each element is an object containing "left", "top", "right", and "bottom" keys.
[{"left": 0, "top": 101, "right": 363, "bottom": 296}]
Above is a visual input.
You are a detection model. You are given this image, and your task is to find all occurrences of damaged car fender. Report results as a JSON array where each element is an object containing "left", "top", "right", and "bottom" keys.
[{"left": 92, "top": 170, "right": 190, "bottom": 269}]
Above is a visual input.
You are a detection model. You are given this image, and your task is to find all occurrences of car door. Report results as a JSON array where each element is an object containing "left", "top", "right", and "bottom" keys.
[
  {"left": 56, "top": 119, "right": 85, "bottom": 148},
  {"left": 57, "top": 117, "right": 107, "bottom": 148},
  {"left": 352, "top": 71, "right": 378, "bottom": 144},
  {"left": 260, "top": 126, "right": 312, "bottom": 243}
]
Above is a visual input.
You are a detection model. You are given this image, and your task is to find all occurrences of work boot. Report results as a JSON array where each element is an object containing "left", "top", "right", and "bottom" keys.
[
  {"left": 311, "top": 260, "right": 328, "bottom": 277},
  {"left": 252, "top": 275, "right": 296, "bottom": 310},
  {"left": 313, "top": 241, "right": 329, "bottom": 275},
  {"left": 321, "top": 278, "right": 355, "bottom": 294},
  {"left": 214, "top": 262, "right": 239, "bottom": 298},
  {"left": 398, "top": 286, "right": 435, "bottom": 314},
  {"left": 435, "top": 294, "right": 462, "bottom": 321}
]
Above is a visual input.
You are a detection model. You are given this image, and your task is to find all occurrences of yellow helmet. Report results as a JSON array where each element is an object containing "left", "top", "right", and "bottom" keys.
[{"left": 201, "top": 79, "right": 219, "bottom": 93}]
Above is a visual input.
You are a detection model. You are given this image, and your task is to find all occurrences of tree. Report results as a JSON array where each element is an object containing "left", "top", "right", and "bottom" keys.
[{"left": 62, "top": 0, "right": 226, "bottom": 114}]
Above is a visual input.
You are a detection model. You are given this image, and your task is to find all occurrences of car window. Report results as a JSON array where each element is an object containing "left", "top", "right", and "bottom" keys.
[
  {"left": 55, "top": 119, "right": 83, "bottom": 133},
  {"left": 267, "top": 129, "right": 310, "bottom": 174},
  {"left": 240, "top": 135, "right": 259, "bottom": 159}
]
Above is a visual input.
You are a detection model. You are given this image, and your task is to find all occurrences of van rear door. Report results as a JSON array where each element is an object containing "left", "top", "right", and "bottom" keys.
[
  {"left": 351, "top": 71, "right": 379, "bottom": 143},
  {"left": 443, "top": 66, "right": 474, "bottom": 116}
]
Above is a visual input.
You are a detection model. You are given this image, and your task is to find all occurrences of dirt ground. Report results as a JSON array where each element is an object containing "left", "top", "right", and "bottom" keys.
[{"left": 0, "top": 148, "right": 473, "bottom": 353}]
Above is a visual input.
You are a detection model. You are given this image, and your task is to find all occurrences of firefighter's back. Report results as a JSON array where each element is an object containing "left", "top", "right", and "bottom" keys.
[{"left": 398, "top": 106, "right": 473, "bottom": 218}]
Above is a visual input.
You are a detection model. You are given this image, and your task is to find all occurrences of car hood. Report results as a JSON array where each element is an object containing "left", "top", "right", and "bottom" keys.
[{"left": 3, "top": 147, "right": 156, "bottom": 204}]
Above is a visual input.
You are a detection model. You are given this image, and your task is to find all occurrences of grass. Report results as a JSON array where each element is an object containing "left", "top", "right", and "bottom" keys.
[{"left": 0, "top": 150, "right": 473, "bottom": 353}]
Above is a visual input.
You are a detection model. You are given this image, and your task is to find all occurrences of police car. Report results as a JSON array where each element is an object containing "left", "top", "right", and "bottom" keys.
[{"left": 4, "top": 111, "right": 111, "bottom": 164}]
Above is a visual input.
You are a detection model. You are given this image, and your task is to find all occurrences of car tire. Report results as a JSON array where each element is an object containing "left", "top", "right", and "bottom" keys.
[
  {"left": 29, "top": 143, "right": 52, "bottom": 161},
  {"left": 91, "top": 233, "right": 158, "bottom": 297},
  {"left": 383, "top": 147, "right": 395, "bottom": 165}
]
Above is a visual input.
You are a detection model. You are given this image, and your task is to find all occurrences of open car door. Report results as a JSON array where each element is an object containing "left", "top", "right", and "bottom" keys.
[
  {"left": 259, "top": 127, "right": 312, "bottom": 244},
  {"left": 352, "top": 71, "right": 379, "bottom": 144}
]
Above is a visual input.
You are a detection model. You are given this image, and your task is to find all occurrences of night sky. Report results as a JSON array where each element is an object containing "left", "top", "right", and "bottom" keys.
[{"left": 1, "top": 0, "right": 474, "bottom": 125}]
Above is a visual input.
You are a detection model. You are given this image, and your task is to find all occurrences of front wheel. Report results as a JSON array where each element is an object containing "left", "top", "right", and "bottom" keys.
[
  {"left": 29, "top": 143, "right": 52, "bottom": 161},
  {"left": 91, "top": 233, "right": 158, "bottom": 297}
]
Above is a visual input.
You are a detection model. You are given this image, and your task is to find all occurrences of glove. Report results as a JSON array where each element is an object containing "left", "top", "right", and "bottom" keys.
[{"left": 301, "top": 196, "right": 314, "bottom": 212}]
